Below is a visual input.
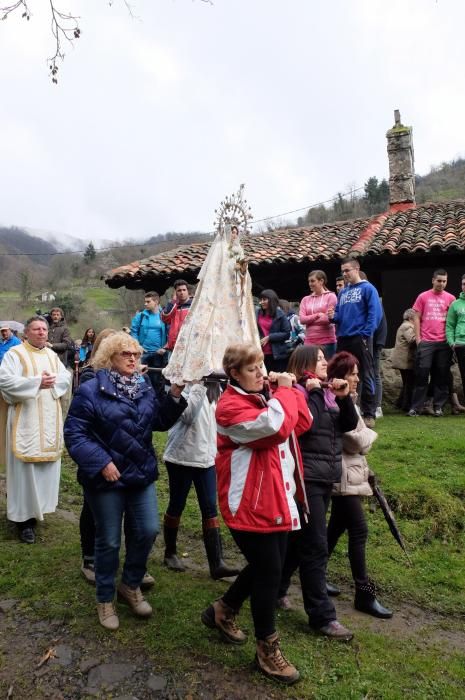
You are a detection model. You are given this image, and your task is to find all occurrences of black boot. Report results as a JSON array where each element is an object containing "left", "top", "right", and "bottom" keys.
[
  {"left": 354, "top": 579, "right": 393, "bottom": 619},
  {"left": 203, "top": 518, "right": 240, "bottom": 580},
  {"left": 163, "top": 514, "right": 186, "bottom": 572},
  {"left": 17, "top": 518, "right": 36, "bottom": 544}
]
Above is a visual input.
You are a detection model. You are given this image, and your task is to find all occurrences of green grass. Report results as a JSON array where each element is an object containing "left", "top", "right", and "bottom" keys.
[
  {"left": 1, "top": 415, "right": 465, "bottom": 698},
  {"left": 83, "top": 285, "right": 121, "bottom": 310}
]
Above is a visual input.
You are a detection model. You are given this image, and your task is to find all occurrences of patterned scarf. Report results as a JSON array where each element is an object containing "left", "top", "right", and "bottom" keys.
[{"left": 108, "top": 369, "right": 141, "bottom": 401}]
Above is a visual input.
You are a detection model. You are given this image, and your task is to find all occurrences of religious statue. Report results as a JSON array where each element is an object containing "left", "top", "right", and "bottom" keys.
[{"left": 163, "top": 185, "right": 261, "bottom": 385}]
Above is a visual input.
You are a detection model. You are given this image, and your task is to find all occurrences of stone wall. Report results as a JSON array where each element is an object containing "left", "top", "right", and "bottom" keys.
[{"left": 380, "top": 348, "right": 464, "bottom": 405}]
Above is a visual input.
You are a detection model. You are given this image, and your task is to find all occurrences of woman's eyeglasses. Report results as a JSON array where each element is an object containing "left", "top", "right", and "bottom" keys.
[{"left": 119, "top": 351, "right": 142, "bottom": 359}]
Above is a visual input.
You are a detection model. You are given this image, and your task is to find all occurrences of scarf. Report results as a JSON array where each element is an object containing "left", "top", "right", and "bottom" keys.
[{"left": 108, "top": 369, "right": 141, "bottom": 401}]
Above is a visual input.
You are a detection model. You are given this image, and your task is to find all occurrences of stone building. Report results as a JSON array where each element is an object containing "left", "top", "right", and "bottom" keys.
[{"left": 104, "top": 111, "right": 465, "bottom": 346}]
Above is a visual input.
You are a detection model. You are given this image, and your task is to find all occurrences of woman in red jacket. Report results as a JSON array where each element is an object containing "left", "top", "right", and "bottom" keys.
[{"left": 201, "top": 343, "right": 311, "bottom": 685}]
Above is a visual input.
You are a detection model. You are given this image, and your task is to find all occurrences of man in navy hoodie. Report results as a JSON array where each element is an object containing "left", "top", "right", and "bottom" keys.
[{"left": 328, "top": 257, "right": 382, "bottom": 426}]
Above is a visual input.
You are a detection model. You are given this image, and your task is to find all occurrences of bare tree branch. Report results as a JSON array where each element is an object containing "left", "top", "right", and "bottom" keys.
[
  {"left": 1, "top": 1, "right": 213, "bottom": 82},
  {"left": 47, "top": 0, "right": 81, "bottom": 83}
]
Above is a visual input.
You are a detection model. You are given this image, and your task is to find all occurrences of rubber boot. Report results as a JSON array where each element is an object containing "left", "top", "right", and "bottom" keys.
[
  {"left": 354, "top": 579, "right": 393, "bottom": 619},
  {"left": 163, "top": 514, "right": 186, "bottom": 572},
  {"left": 255, "top": 632, "right": 300, "bottom": 685},
  {"left": 450, "top": 392, "right": 465, "bottom": 414},
  {"left": 202, "top": 517, "right": 240, "bottom": 580}
]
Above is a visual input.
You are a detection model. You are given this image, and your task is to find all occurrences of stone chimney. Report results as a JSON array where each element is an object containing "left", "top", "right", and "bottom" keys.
[{"left": 386, "top": 109, "right": 415, "bottom": 206}]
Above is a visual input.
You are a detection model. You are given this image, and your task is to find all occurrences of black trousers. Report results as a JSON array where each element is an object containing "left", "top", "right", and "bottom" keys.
[
  {"left": 410, "top": 341, "right": 452, "bottom": 411},
  {"left": 397, "top": 368, "right": 415, "bottom": 412},
  {"left": 337, "top": 335, "right": 377, "bottom": 418},
  {"left": 327, "top": 495, "right": 369, "bottom": 584},
  {"left": 222, "top": 529, "right": 288, "bottom": 640},
  {"left": 455, "top": 346, "right": 465, "bottom": 397},
  {"left": 264, "top": 354, "right": 288, "bottom": 373},
  {"left": 80, "top": 496, "right": 95, "bottom": 559},
  {"left": 277, "top": 483, "right": 337, "bottom": 627}
]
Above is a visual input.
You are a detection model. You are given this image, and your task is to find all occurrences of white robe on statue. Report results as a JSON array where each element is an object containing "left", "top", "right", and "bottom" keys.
[
  {"left": 0, "top": 342, "right": 71, "bottom": 522},
  {"left": 163, "top": 227, "right": 261, "bottom": 385}
]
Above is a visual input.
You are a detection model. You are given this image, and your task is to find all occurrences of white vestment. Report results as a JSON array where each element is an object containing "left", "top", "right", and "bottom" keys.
[
  {"left": 0, "top": 342, "right": 71, "bottom": 522},
  {"left": 163, "top": 229, "right": 261, "bottom": 385}
]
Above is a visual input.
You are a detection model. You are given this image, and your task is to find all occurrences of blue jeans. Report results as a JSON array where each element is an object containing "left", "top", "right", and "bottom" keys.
[
  {"left": 85, "top": 484, "right": 159, "bottom": 602},
  {"left": 165, "top": 462, "right": 217, "bottom": 520}
]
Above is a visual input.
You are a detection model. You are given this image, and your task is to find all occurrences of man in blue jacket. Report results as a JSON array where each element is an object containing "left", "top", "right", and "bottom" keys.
[
  {"left": 328, "top": 257, "right": 382, "bottom": 426},
  {"left": 0, "top": 325, "right": 21, "bottom": 363},
  {"left": 130, "top": 292, "right": 167, "bottom": 397}
]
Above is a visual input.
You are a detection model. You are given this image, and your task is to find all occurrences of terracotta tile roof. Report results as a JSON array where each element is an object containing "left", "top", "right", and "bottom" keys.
[{"left": 104, "top": 201, "right": 465, "bottom": 288}]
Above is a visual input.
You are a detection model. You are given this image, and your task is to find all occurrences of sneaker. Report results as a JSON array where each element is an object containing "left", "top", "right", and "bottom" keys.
[
  {"left": 375, "top": 406, "right": 383, "bottom": 419},
  {"left": 317, "top": 620, "right": 354, "bottom": 641},
  {"left": 407, "top": 409, "right": 419, "bottom": 417},
  {"left": 140, "top": 571, "right": 155, "bottom": 590},
  {"left": 276, "top": 596, "right": 293, "bottom": 610},
  {"left": 97, "top": 602, "right": 119, "bottom": 630},
  {"left": 433, "top": 408, "right": 444, "bottom": 417},
  {"left": 81, "top": 561, "right": 95, "bottom": 585},
  {"left": 326, "top": 582, "right": 341, "bottom": 597},
  {"left": 117, "top": 583, "right": 152, "bottom": 618},
  {"left": 255, "top": 633, "right": 300, "bottom": 685},
  {"left": 201, "top": 598, "right": 247, "bottom": 645},
  {"left": 363, "top": 416, "right": 375, "bottom": 428}
]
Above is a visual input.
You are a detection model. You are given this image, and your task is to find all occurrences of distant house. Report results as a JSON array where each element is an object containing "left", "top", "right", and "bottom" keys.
[
  {"left": 104, "top": 111, "right": 465, "bottom": 346},
  {"left": 36, "top": 291, "right": 56, "bottom": 303}
]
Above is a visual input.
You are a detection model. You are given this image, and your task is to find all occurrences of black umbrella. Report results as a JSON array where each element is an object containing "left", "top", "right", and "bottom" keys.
[{"left": 368, "top": 472, "right": 413, "bottom": 566}]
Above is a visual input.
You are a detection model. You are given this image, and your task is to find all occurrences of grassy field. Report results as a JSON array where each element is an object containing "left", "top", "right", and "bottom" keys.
[{"left": 1, "top": 414, "right": 465, "bottom": 698}]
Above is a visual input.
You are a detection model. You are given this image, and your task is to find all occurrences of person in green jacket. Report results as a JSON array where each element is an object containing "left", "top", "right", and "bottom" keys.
[{"left": 446, "top": 274, "right": 465, "bottom": 401}]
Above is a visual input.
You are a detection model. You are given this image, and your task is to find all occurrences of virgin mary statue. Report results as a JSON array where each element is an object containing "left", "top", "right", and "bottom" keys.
[{"left": 163, "top": 189, "right": 261, "bottom": 385}]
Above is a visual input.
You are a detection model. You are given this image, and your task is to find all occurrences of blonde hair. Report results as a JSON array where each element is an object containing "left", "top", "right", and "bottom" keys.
[
  {"left": 92, "top": 332, "right": 143, "bottom": 370},
  {"left": 222, "top": 343, "right": 264, "bottom": 378}
]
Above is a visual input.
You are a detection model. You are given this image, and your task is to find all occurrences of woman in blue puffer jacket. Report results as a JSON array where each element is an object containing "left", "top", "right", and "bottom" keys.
[{"left": 64, "top": 332, "right": 186, "bottom": 631}]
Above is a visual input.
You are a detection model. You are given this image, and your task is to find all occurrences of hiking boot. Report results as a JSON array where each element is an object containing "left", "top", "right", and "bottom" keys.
[
  {"left": 326, "top": 582, "right": 341, "bottom": 597},
  {"left": 18, "top": 526, "right": 35, "bottom": 544},
  {"left": 255, "top": 633, "right": 300, "bottom": 685},
  {"left": 201, "top": 598, "right": 247, "bottom": 645},
  {"left": 140, "top": 571, "right": 155, "bottom": 590},
  {"left": 317, "top": 620, "right": 353, "bottom": 641},
  {"left": 354, "top": 579, "right": 393, "bottom": 619},
  {"left": 81, "top": 559, "right": 95, "bottom": 584},
  {"left": 163, "top": 514, "right": 186, "bottom": 572},
  {"left": 407, "top": 409, "right": 419, "bottom": 417},
  {"left": 276, "top": 596, "right": 293, "bottom": 611},
  {"left": 97, "top": 602, "right": 119, "bottom": 631},
  {"left": 363, "top": 416, "right": 375, "bottom": 428},
  {"left": 202, "top": 519, "right": 240, "bottom": 579},
  {"left": 117, "top": 583, "right": 152, "bottom": 618}
]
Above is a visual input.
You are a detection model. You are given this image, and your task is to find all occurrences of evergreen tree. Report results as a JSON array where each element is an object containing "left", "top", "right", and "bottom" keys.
[{"left": 83, "top": 242, "right": 96, "bottom": 264}]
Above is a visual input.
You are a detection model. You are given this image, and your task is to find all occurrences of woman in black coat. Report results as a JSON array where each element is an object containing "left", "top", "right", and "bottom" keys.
[
  {"left": 256, "top": 289, "right": 291, "bottom": 372},
  {"left": 280, "top": 344, "right": 358, "bottom": 640}
]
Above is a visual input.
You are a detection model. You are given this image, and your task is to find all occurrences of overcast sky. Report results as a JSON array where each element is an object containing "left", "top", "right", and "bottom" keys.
[{"left": 1, "top": 0, "right": 464, "bottom": 246}]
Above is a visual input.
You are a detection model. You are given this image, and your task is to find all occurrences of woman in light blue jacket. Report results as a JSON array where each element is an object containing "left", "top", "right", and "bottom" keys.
[{"left": 162, "top": 381, "right": 239, "bottom": 579}]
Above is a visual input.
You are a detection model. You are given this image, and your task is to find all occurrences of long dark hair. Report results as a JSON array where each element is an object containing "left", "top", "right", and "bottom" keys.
[
  {"left": 259, "top": 289, "right": 280, "bottom": 317},
  {"left": 287, "top": 345, "right": 321, "bottom": 381},
  {"left": 82, "top": 328, "right": 96, "bottom": 345}
]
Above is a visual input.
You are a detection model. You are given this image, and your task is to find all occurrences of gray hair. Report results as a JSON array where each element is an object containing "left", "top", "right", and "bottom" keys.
[
  {"left": 403, "top": 308, "right": 416, "bottom": 321},
  {"left": 25, "top": 315, "right": 49, "bottom": 329}
]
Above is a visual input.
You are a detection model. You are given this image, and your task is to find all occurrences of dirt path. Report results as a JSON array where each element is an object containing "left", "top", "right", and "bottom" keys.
[{"left": 1, "top": 502, "right": 465, "bottom": 699}]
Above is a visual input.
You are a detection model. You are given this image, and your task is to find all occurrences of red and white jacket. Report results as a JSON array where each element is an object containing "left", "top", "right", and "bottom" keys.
[{"left": 215, "top": 384, "right": 312, "bottom": 533}]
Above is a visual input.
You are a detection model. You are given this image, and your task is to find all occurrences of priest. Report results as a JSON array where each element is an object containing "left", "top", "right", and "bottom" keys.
[{"left": 0, "top": 315, "right": 71, "bottom": 543}]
